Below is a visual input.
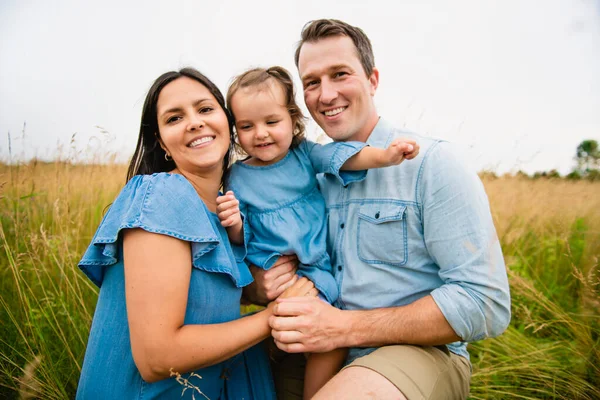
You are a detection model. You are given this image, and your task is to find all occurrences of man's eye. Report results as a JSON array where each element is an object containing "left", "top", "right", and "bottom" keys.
[
  {"left": 305, "top": 80, "right": 319, "bottom": 88},
  {"left": 334, "top": 72, "right": 347, "bottom": 78}
]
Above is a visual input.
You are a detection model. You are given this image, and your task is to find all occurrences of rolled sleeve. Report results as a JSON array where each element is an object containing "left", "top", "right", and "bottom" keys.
[
  {"left": 420, "top": 142, "right": 511, "bottom": 342},
  {"left": 302, "top": 140, "right": 368, "bottom": 186}
]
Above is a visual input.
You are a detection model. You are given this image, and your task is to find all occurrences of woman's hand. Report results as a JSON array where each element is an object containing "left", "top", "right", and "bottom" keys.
[
  {"left": 266, "top": 277, "right": 318, "bottom": 316},
  {"left": 278, "top": 276, "right": 319, "bottom": 299}
]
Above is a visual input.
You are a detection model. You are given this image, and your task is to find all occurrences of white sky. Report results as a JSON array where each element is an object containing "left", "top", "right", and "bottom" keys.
[{"left": 1, "top": 0, "right": 599, "bottom": 174}]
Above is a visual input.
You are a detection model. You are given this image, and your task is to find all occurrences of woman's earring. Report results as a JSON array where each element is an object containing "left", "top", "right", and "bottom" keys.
[{"left": 164, "top": 153, "right": 172, "bottom": 161}]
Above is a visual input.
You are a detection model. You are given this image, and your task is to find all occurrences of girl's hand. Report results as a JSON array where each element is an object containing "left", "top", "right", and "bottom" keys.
[
  {"left": 382, "top": 139, "right": 420, "bottom": 166},
  {"left": 216, "top": 191, "right": 242, "bottom": 229},
  {"left": 397, "top": 138, "right": 420, "bottom": 160}
]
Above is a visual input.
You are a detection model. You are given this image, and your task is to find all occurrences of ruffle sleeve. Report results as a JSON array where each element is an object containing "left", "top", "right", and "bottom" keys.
[{"left": 79, "top": 173, "right": 252, "bottom": 288}]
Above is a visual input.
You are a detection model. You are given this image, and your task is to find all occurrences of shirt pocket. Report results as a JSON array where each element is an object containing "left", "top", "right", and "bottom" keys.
[{"left": 357, "top": 203, "right": 408, "bottom": 266}]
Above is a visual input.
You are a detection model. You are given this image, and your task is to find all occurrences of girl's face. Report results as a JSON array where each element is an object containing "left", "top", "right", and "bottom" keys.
[
  {"left": 230, "top": 80, "right": 294, "bottom": 166},
  {"left": 156, "top": 76, "right": 231, "bottom": 175}
]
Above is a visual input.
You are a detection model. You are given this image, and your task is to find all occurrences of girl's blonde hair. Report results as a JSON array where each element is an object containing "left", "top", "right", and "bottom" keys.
[{"left": 226, "top": 66, "right": 306, "bottom": 152}]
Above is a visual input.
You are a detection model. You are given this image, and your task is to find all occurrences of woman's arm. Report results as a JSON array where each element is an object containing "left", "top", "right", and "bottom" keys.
[{"left": 123, "top": 228, "right": 313, "bottom": 382}]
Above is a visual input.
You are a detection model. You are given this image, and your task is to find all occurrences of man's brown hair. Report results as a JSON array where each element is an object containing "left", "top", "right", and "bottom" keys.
[{"left": 294, "top": 19, "right": 375, "bottom": 77}]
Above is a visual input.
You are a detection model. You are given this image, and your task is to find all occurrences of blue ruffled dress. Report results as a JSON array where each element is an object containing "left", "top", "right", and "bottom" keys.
[{"left": 76, "top": 173, "right": 275, "bottom": 400}]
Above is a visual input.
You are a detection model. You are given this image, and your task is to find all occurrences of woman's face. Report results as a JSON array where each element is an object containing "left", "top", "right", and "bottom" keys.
[{"left": 156, "top": 76, "right": 230, "bottom": 175}]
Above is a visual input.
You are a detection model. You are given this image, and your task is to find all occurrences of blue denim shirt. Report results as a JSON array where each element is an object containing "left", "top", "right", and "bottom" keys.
[{"left": 318, "top": 118, "right": 511, "bottom": 362}]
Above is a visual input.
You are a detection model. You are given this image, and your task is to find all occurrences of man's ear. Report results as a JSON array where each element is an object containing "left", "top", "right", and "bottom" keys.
[{"left": 369, "top": 67, "right": 379, "bottom": 96}]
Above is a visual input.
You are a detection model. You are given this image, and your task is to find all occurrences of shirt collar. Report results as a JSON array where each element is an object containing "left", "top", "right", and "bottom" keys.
[{"left": 366, "top": 117, "right": 393, "bottom": 148}]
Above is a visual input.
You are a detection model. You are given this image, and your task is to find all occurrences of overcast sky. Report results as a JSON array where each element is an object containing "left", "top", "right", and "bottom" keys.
[{"left": 1, "top": 0, "right": 599, "bottom": 174}]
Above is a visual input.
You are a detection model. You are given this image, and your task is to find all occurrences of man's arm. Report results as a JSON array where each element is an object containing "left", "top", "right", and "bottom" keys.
[
  {"left": 271, "top": 141, "right": 510, "bottom": 352},
  {"left": 420, "top": 142, "right": 511, "bottom": 342},
  {"left": 270, "top": 295, "right": 459, "bottom": 353}
]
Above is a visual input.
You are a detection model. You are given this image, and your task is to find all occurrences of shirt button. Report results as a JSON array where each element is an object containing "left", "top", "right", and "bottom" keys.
[
  {"left": 375, "top": 212, "right": 380, "bottom": 219},
  {"left": 337, "top": 265, "right": 342, "bottom": 271},
  {"left": 340, "top": 223, "right": 345, "bottom": 229}
]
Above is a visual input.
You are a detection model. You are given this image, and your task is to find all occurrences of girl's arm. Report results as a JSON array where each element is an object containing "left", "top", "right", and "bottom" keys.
[
  {"left": 341, "top": 138, "right": 419, "bottom": 171},
  {"left": 123, "top": 228, "right": 314, "bottom": 383},
  {"left": 216, "top": 191, "right": 243, "bottom": 244}
]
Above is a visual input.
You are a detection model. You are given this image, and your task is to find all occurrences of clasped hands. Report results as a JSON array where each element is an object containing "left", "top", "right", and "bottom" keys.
[
  {"left": 245, "top": 255, "right": 343, "bottom": 354},
  {"left": 214, "top": 193, "right": 344, "bottom": 354}
]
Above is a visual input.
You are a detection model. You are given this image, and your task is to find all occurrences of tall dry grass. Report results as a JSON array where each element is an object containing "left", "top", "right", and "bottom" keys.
[
  {"left": 0, "top": 164, "right": 599, "bottom": 399},
  {"left": 0, "top": 161, "right": 125, "bottom": 399},
  {"left": 469, "top": 177, "right": 600, "bottom": 399}
]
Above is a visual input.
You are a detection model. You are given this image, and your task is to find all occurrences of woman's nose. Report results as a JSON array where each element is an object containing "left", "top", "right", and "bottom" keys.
[{"left": 188, "top": 114, "right": 204, "bottom": 131}]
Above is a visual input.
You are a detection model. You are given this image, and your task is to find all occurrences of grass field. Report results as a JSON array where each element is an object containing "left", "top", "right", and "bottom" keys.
[{"left": 1, "top": 161, "right": 599, "bottom": 399}]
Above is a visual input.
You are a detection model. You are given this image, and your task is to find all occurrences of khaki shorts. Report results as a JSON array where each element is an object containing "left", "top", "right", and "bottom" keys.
[{"left": 344, "top": 345, "right": 471, "bottom": 400}]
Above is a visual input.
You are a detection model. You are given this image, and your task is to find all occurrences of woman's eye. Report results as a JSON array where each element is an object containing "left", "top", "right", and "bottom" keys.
[
  {"left": 200, "top": 107, "right": 214, "bottom": 113},
  {"left": 166, "top": 116, "right": 181, "bottom": 124}
]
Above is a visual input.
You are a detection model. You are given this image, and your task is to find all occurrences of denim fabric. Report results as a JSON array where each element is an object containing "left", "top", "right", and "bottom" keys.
[
  {"left": 227, "top": 139, "right": 367, "bottom": 304},
  {"left": 77, "top": 173, "right": 275, "bottom": 399},
  {"left": 318, "top": 119, "right": 511, "bottom": 363}
]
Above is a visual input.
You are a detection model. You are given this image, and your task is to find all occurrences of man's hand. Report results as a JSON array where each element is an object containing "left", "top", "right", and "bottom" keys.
[
  {"left": 269, "top": 297, "right": 347, "bottom": 353},
  {"left": 242, "top": 255, "right": 299, "bottom": 306}
]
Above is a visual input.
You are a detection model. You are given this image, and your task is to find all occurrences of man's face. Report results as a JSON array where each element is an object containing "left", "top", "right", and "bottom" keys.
[{"left": 298, "top": 35, "right": 379, "bottom": 143}]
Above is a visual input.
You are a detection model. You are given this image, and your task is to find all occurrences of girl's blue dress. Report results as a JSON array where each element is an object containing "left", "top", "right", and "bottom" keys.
[
  {"left": 77, "top": 173, "right": 275, "bottom": 400},
  {"left": 227, "top": 140, "right": 366, "bottom": 303}
]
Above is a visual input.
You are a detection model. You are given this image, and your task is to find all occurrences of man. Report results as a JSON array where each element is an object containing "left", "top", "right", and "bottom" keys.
[{"left": 247, "top": 19, "right": 511, "bottom": 399}]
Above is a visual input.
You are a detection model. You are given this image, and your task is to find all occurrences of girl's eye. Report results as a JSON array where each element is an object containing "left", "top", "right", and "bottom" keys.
[
  {"left": 166, "top": 116, "right": 181, "bottom": 124},
  {"left": 200, "top": 107, "right": 214, "bottom": 113},
  {"left": 239, "top": 125, "right": 251, "bottom": 130},
  {"left": 266, "top": 120, "right": 279, "bottom": 125}
]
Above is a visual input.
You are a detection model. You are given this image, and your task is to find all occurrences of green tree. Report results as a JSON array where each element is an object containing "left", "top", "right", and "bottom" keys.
[
  {"left": 575, "top": 139, "right": 600, "bottom": 174},
  {"left": 566, "top": 170, "right": 582, "bottom": 180}
]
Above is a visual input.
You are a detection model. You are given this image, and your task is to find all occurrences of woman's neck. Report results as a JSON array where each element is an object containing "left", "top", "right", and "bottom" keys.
[{"left": 173, "top": 168, "right": 222, "bottom": 213}]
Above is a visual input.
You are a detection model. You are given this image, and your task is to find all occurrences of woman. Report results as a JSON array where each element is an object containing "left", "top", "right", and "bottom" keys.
[{"left": 76, "top": 68, "right": 314, "bottom": 399}]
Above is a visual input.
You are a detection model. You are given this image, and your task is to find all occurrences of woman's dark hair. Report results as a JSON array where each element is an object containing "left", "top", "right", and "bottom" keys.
[{"left": 126, "top": 68, "right": 235, "bottom": 187}]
